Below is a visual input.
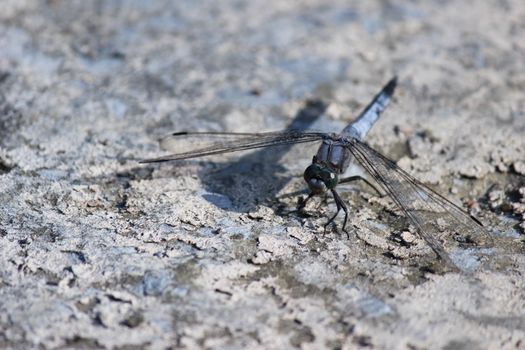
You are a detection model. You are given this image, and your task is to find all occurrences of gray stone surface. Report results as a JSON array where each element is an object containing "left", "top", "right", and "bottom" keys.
[{"left": 1, "top": 1, "right": 524, "bottom": 349}]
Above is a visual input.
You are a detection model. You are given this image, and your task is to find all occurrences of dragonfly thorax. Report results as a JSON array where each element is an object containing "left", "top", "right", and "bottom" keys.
[{"left": 303, "top": 162, "right": 339, "bottom": 195}]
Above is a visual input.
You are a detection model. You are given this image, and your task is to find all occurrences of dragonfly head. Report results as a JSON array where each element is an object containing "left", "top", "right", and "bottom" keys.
[{"left": 304, "top": 163, "right": 338, "bottom": 195}]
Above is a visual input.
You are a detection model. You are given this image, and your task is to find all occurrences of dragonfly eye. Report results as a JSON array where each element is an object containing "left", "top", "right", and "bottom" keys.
[
  {"left": 319, "top": 168, "right": 338, "bottom": 190},
  {"left": 304, "top": 164, "right": 338, "bottom": 194}
]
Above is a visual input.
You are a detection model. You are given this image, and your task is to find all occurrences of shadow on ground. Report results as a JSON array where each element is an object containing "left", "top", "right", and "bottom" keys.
[{"left": 195, "top": 100, "right": 328, "bottom": 212}]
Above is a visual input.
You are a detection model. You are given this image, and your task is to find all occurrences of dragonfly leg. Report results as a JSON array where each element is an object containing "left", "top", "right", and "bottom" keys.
[
  {"left": 339, "top": 175, "right": 383, "bottom": 197},
  {"left": 323, "top": 189, "right": 350, "bottom": 238},
  {"left": 297, "top": 192, "right": 315, "bottom": 211},
  {"left": 331, "top": 189, "right": 350, "bottom": 238},
  {"left": 324, "top": 200, "right": 341, "bottom": 230}
]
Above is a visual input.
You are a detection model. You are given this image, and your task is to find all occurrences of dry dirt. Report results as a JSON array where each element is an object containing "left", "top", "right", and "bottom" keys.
[{"left": 0, "top": 1, "right": 524, "bottom": 349}]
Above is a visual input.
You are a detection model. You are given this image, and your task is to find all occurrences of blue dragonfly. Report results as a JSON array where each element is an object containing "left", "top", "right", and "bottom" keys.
[{"left": 141, "top": 78, "right": 493, "bottom": 270}]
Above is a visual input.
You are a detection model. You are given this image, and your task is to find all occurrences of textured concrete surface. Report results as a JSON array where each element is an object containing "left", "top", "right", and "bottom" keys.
[{"left": 1, "top": 1, "right": 524, "bottom": 349}]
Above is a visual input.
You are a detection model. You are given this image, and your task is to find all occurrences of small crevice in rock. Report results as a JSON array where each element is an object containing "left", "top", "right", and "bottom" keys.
[{"left": 0, "top": 159, "right": 13, "bottom": 174}]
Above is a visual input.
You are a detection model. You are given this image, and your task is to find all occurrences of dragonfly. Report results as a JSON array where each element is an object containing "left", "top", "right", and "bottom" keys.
[{"left": 141, "top": 77, "right": 493, "bottom": 270}]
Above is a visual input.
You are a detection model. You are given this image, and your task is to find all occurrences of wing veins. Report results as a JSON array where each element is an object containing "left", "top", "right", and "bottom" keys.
[
  {"left": 356, "top": 140, "right": 483, "bottom": 226},
  {"left": 347, "top": 139, "right": 493, "bottom": 270},
  {"left": 348, "top": 140, "right": 456, "bottom": 268},
  {"left": 140, "top": 131, "right": 326, "bottom": 163},
  {"left": 351, "top": 139, "right": 492, "bottom": 246}
]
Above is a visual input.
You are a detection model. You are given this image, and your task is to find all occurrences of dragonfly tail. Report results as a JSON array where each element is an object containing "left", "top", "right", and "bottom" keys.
[{"left": 342, "top": 76, "right": 397, "bottom": 140}]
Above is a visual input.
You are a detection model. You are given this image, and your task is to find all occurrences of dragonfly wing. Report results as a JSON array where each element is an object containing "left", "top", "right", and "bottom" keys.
[
  {"left": 347, "top": 138, "right": 493, "bottom": 269},
  {"left": 140, "top": 130, "right": 327, "bottom": 163}
]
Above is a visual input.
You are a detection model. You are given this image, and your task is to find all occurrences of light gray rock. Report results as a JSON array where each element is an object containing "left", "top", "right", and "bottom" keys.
[{"left": 0, "top": 1, "right": 524, "bottom": 349}]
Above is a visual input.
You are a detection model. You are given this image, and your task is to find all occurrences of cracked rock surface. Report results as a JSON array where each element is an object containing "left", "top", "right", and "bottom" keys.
[{"left": 1, "top": 1, "right": 524, "bottom": 349}]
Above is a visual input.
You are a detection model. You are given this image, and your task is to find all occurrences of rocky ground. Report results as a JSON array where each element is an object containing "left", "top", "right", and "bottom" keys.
[{"left": 0, "top": 1, "right": 524, "bottom": 349}]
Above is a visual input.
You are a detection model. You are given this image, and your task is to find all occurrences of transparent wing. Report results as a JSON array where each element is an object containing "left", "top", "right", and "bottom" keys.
[
  {"left": 347, "top": 138, "right": 493, "bottom": 269},
  {"left": 140, "top": 130, "right": 327, "bottom": 163}
]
